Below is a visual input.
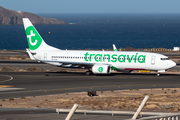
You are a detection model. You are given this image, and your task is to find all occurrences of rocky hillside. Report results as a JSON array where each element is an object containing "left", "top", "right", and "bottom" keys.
[{"left": 0, "top": 6, "right": 67, "bottom": 25}]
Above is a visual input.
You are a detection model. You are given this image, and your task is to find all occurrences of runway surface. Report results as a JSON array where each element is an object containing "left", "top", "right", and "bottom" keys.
[
  {"left": 0, "top": 60, "right": 57, "bottom": 70},
  {"left": 0, "top": 63, "right": 180, "bottom": 120},
  {"left": 0, "top": 72, "right": 180, "bottom": 99},
  {"left": 0, "top": 107, "right": 132, "bottom": 120},
  {"left": 1, "top": 72, "right": 179, "bottom": 120}
]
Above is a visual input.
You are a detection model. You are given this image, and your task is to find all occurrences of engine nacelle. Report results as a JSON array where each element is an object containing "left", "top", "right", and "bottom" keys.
[{"left": 92, "top": 64, "right": 111, "bottom": 74}]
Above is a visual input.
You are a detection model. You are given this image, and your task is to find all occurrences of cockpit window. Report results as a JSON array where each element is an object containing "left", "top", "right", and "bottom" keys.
[{"left": 160, "top": 58, "right": 169, "bottom": 60}]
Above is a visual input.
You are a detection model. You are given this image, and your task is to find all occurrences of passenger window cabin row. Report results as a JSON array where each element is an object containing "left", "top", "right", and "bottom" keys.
[{"left": 51, "top": 56, "right": 145, "bottom": 60}]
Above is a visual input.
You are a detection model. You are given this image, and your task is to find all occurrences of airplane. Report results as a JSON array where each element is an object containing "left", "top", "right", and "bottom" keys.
[{"left": 22, "top": 18, "right": 176, "bottom": 76}]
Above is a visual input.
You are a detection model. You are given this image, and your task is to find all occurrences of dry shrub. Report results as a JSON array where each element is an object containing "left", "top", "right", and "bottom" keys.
[
  {"left": 21, "top": 97, "right": 26, "bottom": 99},
  {"left": 0, "top": 56, "right": 10, "bottom": 60},
  {"left": 26, "top": 67, "right": 45, "bottom": 72},
  {"left": 9, "top": 98, "right": 14, "bottom": 101},
  {"left": 1, "top": 66, "right": 18, "bottom": 71}
]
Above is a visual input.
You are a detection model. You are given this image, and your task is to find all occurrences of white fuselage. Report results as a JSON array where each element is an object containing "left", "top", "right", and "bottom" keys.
[{"left": 32, "top": 50, "right": 176, "bottom": 71}]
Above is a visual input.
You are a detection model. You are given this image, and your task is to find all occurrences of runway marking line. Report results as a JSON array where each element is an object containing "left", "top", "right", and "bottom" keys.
[{"left": 0, "top": 74, "right": 13, "bottom": 83}]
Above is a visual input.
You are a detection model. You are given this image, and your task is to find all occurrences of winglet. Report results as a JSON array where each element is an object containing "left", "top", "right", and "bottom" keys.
[{"left": 113, "top": 44, "right": 118, "bottom": 51}]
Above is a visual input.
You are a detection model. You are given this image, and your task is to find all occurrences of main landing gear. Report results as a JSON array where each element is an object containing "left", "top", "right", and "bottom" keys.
[{"left": 86, "top": 71, "right": 92, "bottom": 76}]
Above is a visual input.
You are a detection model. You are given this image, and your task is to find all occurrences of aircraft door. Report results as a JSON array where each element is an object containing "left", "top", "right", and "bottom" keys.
[
  {"left": 151, "top": 56, "right": 156, "bottom": 65},
  {"left": 44, "top": 53, "right": 47, "bottom": 60}
]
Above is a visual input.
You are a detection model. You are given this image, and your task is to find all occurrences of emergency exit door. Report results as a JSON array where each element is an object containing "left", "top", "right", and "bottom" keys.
[{"left": 151, "top": 56, "right": 156, "bottom": 65}]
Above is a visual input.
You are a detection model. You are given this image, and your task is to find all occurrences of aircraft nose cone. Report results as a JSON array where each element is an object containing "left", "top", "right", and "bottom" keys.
[{"left": 169, "top": 60, "right": 176, "bottom": 68}]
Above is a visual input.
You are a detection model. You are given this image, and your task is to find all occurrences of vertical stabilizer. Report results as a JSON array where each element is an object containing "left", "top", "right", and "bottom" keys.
[{"left": 22, "top": 18, "right": 59, "bottom": 51}]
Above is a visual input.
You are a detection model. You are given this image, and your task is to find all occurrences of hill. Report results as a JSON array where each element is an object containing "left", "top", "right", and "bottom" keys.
[{"left": 0, "top": 6, "right": 67, "bottom": 25}]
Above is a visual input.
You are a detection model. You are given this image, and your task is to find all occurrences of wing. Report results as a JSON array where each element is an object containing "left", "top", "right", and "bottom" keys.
[{"left": 43, "top": 60, "right": 94, "bottom": 69}]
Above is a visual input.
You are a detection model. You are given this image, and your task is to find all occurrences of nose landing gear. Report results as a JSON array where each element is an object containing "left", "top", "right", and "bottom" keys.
[
  {"left": 86, "top": 71, "right": 93, "bottom": 76},
  {"left": 157, "top": 73, "right": 160, "bottom": 77}
]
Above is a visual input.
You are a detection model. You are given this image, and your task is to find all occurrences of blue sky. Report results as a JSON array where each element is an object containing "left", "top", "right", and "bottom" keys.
[{"left": 1, "top": 0, "right": 180, "bottom": 14}]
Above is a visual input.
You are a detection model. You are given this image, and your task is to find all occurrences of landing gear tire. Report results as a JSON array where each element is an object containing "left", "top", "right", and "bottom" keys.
[
  {"left": 157, "top": 73, "right": 160, "bottom": 77},
  {"left": 86, "top": 71, "right": 92, "bottom": 76}
]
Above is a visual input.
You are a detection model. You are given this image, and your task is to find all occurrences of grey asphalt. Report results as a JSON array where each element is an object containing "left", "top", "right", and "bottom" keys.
[
  {"left": 0, "top": 60, "right": 57, "bottom": 70},
  {"left": 0, "top": 108, "right": 133, "bottom": 120},
  {"left": 0, "top": 72, "right": 179, "bottom": 120},
  {"left": 0, "top": 52, "right": 27, "bottom": 56},
  {"left": 0, "top": 72, "right": 180, "bottom": 99},
  {"left": 0, "top": 60, "right": 40, "bottom": 64},
  {"left": 0, "top": 60, "right": 180, "bottom": 120}
]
